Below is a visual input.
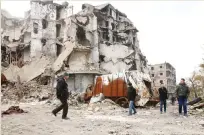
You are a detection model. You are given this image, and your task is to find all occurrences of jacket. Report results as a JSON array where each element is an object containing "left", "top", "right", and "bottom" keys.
[
  {"left": 158, "top": 87, "right": 168, "bottom": 100},
  {"left": 176, "top": 83, "right": 189, "bottom": 98},
  {"left": 56, "top": 77, "right": 68, "bottom": 100},
  {"left": 127, "top": 86, "right": 136, "bottom": 101}
]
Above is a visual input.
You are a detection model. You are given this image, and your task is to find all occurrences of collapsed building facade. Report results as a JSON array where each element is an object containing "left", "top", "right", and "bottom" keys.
[{"left": 2, "top": 1, "right": 149, "bottom": 92}]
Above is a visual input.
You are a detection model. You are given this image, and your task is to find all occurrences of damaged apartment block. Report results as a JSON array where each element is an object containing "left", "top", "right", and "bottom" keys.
[{"left": 2, "top": 1, "right": 149, "bottom": 93}]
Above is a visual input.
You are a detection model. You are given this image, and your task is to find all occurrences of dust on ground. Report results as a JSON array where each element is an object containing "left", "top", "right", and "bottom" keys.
[{"left": 1, "top": 101, "right": 204, "bottom": 135}]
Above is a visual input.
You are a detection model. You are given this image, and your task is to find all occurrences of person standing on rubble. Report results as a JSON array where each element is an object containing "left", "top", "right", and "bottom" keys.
[
  {"left": 127, "top": 82, "right": 137, "bottom": 116},
  {"left": 176, "top": 78, "right": 190, "bottom": 117},
  {"left": 52, "top": 73, "right": 69, "bottom": 120},
  {"left": 158, "top": 82, "right": 168, "bottom": 114}
]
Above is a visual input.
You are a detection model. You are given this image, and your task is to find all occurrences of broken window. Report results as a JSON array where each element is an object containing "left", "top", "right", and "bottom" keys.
[
  {"left": 109, "top": 9, "right": 112, "bottom": 16},
  {"left": 33, "top": 22, "right": 38, "bottom": 34},
  {"left": 56, "top": 24, "right": 61, "bottom": 37},
  {"left": 111, "top": 23, "right": 115, "bottom": 30},
  {"left": 4, "top": 36, "right": 9, "bottom": 41},
  {"left": 41, "top": 38, "right": 46, "bottom": 46},
  {"left": 105, "top": 21, "right": 109, "bottom": 27},
  {"left": 76, "top": 26, "right": 90, "bottom": 46},
  {"left": 160, "top": 80, "right": 163, "bottom": 84},
  {"left": 160, "top": 73, "right": 163, "bottom": 76},
  {"left": 42, "top": 19, "right": 48, "bottom": 29},
  {"left": 56, "top": 7, "right": 61, "bottom": 20},
  {"left": 151, "top": 67, "right": 154, "bottom": 70},
  {"left": 56, "top": 44, "right": 62, "bottom": 56},
  {"left": 133, "top": 37, "right": 136, "bottom": 45},
  {"left": 152, "top": 74, "right": 154, "bottom": 77},
  {"left": 99, "top": 55, "right": 105, "bottom": 62},
  {"left": 103, "top": 33, "right": 109, "bottom": 41}
]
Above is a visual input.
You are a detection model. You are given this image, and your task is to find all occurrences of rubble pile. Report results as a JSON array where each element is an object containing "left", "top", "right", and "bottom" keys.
[
  {"left": 87, "top": 99, "right": 121, "bottom": 113},
  {"left": 46, "top": 91, "right": 85, "bottom": 107},
  {"left": 2, "top": 106, "right": 28, "bottom": 116},
  {"left": 87, "top": 94, "right": 121, "bottom": 113},
  {"left": 1, "top": 81, "right": 53, "bottom": 104},
  {"left": 188, "top": 98, "right": 204, "bottom": 116}
]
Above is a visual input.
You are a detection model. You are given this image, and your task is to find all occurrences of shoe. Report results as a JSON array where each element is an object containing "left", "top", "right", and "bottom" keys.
[
  {"left": 62, "top": 117, "right": 69, "bottom": 120},
  {"left": 184, "top": 114, "right": 188, "bottom": 117},
  {"left": 52, "top": 111, "right": 57, "bottom": 117},
  {"left": 133, "top": 112, "right": 137, "bottom": 115}
]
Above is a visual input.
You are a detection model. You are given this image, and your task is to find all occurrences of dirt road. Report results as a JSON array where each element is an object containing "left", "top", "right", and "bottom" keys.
[{"left": 1, "top": 101, "right": 204, "bottom": 135}]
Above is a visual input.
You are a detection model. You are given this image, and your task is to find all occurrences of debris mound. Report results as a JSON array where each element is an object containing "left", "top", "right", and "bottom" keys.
[
  {"left": 1, "top": 81, "right": 53, "bottom": 104},
  {"left": 2, "top": 106, "right": 28, "bottom": 116}
]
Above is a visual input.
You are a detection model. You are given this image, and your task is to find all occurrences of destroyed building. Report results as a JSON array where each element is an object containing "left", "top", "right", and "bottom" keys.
[
  {"left": 150, "top": 62, "right": 176, "bottom": 98},
  {"left": 2, "top": 1, "right": 149, "bottom": 92}
]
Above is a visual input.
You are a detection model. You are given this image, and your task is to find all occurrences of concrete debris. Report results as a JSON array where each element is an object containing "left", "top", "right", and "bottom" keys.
[
  {"left": 90, "top": 93, "right": 105, "bottom": 103},
  {"left": 2, "top": 106, "right": 28, "bottom": 116},
  {"left": 88, "top": 99, "right": 121, "bottom": 113},
  {"left": 52, "top": 41, "right": 75, "bottom": 72},
  {"left": 3, "top": 56, "right": 50, "bottom": 82},
  {"left": 1, "top": 81, "right": 53, "bottom": 104},
  {"left": 188, "top": 99, "right": 204, "bottom": 116}
]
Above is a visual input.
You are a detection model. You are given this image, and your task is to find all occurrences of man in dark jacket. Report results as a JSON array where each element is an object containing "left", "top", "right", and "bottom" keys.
[
  {"left": 176, "top": 78, "right": 190, "bottom": 116},
  {"left": 158, "top": 83, "right": 168, "bottom": 114},
  {"left": 52, "top": 73, "right": 69, "bottom": 119},
  {"left": 127, "top": 82, "right": 136, "bottom": 115}
]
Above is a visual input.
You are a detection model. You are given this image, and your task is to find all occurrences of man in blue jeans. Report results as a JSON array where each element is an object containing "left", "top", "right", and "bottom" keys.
[
  {"left": 127, "top": 82, "right": 136, "bottom": 116},
  {"left": 176, "top": 78, "right": 190, "bottom": 116},
  {"left": 158, "top": 83, "right": 168, "bottom": 114}
]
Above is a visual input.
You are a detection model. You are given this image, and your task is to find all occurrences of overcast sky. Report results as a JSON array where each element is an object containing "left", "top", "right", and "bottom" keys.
[{"left": 2, "top": 0, "right": 204, "bottom": 83}]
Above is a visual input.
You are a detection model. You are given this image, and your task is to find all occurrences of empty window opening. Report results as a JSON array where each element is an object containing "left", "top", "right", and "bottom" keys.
[
  {"left": 111, "top": 23, "right": 115, "bottom": 30},
  {"left": 56, "top": 7, "right": 61, "bottom": 20},
  {"left": 109, "top": 9, "right": 112, "bottom": 16},
  {"left": 99, "top": 55, "right": 105, "bottom": 62},
  {"left": 56, "top": 24, "right": 61, "bottom": 37},
  {"left": 152, "top": 74, "right": 154, "bottom": 77},
  {"left": 56, "top": 44, "right": 63, "bottom": 56},
  {"left": 76, "top": 26, "right": 90, "bottom": 46},
  {"left": 42, "top": 19, "right": 48, "bottom": 29},
  {"left": 103, "top": 33, "right": 109, "bottom": 41},
  {"left": 133, "top": 37, "right": 136, "bottom": 44},
  {"left": 160, "top": 73, "right": 163, "bottom": 76},
  {"left": 151, "top": 67, "right": 154, "bottom": 70},
  {"left": 41, "top": 38, "right": 47, "bottom": 46},
  {"left": 4, "top": 36, "right": 9, "bottom": 41},
  {"left": 106, "top": 21, "right": 109, "bottom": 27},
  {"left": 33, "top": 22, "right": 38, "bottom": 34},
  {"left": 160, "top": 80, "right": 163, "bottom": 84}
]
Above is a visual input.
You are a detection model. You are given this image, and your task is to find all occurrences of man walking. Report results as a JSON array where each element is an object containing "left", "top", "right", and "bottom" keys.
[
  {"left": 52, "top": 73, "right": 69, "bottom": 120},
  {"left": 158, "top": 82, "right": 168, "bottom": 114},
  {"left": 127, "top": 82, "right": 137, "bottom": 116},
  {"left": 176, "top": 78, "right": 190, "bottom": 116}
]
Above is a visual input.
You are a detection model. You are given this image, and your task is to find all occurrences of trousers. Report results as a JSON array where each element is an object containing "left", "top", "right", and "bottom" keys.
[
  {"left": 52, "top": 98, "right": 68, "bottom": 118},
  {"left": 160, "top": 100, "right": 167, "bottom": 112},
  {"left": 129, "top": 100, "right": 136, "bottom": 115},
  {"left": 178, "top": 96, "right": 187, "bottom": 115}
]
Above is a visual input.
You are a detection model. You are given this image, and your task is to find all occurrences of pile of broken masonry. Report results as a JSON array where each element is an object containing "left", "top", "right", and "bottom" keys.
[{"left": 188, "top": 97, "right": 204, "bottom": 116}]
